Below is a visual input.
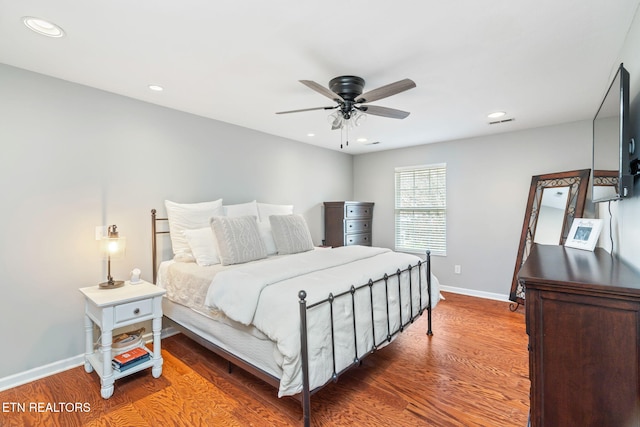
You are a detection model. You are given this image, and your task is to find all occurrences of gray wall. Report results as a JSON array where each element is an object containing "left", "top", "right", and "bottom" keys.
[
  {"left": 0, "top": 64, "right": 353, "bottom": 378},
  {"left": 354, "top": 121, "right": 592, "bottom": 297}
]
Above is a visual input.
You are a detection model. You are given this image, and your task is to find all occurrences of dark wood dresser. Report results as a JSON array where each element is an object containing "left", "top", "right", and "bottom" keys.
[
  {"left": 323, "top": 201, "right": 374, "bottom": 247},
  {"left": 519, "top": 244, "right": 640, "bottom": 427}
]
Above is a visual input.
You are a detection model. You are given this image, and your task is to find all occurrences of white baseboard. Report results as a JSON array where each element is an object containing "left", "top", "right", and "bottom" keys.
[
  {"left": 0, "top": 354, "right": 85, "bottom": 393},
  {"left": 439, "top": 285, "right": 510, "bottom": 303},
  {"left": 0, "top": 326, "right": 180, "bottom": 393}
]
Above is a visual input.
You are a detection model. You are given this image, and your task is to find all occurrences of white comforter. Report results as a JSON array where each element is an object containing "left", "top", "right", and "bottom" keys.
[{"left": 204, "top": 245, "right": 439, "bottom": 396}]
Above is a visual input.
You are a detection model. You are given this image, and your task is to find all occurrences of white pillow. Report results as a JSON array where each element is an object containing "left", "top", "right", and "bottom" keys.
[
  {"left": 257, "top": 221, "right": 278, "bottom": 255},
  {"left": 184, "top": 227, "right": 220, "bottom": 266},
  {"left": 257, "top": 202, "right": 294, "bottom": 222},
  {"left": 165, "top": 199, "right": 223, "bottom": 261},
  {"left": 269, "top": 214, "right": 314, "bottom": 255},
  {"left": 210, "top": 215, "right": 267, "bottom": 265},
  {"left": 223, "top": 200, "right": 259, "bottom": 217},
  {"left": 256, "top": 203, "right": 294, "bottom": 254}
]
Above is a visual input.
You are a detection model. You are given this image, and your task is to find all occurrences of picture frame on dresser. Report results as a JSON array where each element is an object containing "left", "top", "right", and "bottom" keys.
[{"left": 564, "top": 218, "right": 603, "bottom": 251}]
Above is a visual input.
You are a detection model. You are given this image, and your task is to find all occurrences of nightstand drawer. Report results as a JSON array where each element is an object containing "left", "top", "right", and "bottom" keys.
[{"left": 115, "top": 298, "right": 152, "bottom": 323}]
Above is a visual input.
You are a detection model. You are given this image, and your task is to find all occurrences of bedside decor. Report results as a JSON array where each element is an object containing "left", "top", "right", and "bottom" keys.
[
  {"left": 564, "top": 218, "right": 603, "bottom": 251},
  {"left": 99, "top": 225, "right": 126, "bottom": 289}
]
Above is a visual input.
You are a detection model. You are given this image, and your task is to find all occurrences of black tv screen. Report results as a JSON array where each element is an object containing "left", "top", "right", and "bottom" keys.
[{"left": 592, "top": 63, "right": 633, "bottom": 203}]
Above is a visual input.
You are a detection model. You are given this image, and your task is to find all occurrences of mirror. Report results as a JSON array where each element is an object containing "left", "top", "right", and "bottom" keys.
[{"left": 508, "top": 169, "right": 590, "bottom": 310}]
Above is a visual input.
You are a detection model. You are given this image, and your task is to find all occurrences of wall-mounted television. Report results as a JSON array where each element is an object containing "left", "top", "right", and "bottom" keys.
[{"left": 592, "top": 63, "right": 636, "bottom": 203}]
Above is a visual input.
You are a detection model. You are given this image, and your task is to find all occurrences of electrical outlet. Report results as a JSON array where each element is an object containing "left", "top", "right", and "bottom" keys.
[
  {"left": 454, "top": 265, "right": 461, "bottom": 274},
  {"left": 95, "top": 225, "right": 107, "bottom": 240}
]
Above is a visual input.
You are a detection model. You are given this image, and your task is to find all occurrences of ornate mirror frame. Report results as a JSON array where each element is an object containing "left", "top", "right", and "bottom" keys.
[{"left": 508, "top": 169, "right": 590, "bottom": 310}]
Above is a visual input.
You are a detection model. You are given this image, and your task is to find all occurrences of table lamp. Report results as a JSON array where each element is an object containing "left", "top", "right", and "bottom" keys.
[{"left": 99, "top": 224, "right": 126, "bottom": 289}]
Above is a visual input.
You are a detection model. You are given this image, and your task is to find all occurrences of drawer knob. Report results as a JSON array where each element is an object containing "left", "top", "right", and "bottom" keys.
[{"left": 133, "top": 308, "right": 140, "bottom": 315}]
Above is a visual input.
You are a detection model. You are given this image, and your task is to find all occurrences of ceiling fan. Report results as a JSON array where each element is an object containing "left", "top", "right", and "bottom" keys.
[{"left": 276, "top": 76, "right": 416, "bottom": 146}]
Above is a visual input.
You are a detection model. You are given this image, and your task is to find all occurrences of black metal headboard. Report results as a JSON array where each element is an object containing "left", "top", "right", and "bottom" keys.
[{"left": 151, "top": 209, "right": 170, "bottom": 284}]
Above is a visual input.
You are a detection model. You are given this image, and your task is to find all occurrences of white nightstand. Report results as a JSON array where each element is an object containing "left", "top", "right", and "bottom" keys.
[{"left": 79, "top": 280, "right": 166, "bottom": 399}]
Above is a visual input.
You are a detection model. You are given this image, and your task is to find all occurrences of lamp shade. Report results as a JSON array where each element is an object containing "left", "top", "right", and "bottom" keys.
[
  {"left": 101, "top": 236, "right": 126, "bottom": 259},
  {"left": 99, "top": 224, "right": 126, "bottom": 289}
]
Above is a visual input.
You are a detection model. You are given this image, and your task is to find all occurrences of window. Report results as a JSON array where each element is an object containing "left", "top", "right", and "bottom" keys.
[{"left": 394, "top": 163, "right": 446, "bottom": 256}]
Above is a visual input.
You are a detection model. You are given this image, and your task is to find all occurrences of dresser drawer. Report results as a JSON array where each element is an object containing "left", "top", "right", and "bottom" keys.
[
  {"left": 345, "top": 233, "right": 372, "bottom": 246},
  {"left": 115, "top": 298, "right": 153, "bottom": 324},
  {"left": 345, "top": 204, "right": 373, "bottom": 218},
  {"left": 345, "top": 219, "right": 371, "bottom": 233}
]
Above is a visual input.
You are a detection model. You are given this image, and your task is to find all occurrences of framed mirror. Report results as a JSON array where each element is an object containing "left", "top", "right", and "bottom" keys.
[{"left": 508, "top": 169, "right": 590, "bottom": 310}]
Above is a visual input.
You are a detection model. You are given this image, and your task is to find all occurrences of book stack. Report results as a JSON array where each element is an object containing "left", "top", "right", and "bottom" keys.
[{"left": 112, "top": 347, "right": 151, "bottom": 372}]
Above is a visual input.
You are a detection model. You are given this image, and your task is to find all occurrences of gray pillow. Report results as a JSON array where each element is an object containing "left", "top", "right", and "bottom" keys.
[
  {"left": 269, "top": 214, "right": 314, "bottom": 255},
  {"left": 210, "top": 215, "right": 267, "bottom": 265}
]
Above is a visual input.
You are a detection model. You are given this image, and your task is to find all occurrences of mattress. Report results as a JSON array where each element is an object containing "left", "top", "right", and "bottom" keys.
[{"left": 158, "top": 258, "right": 285, "bottom": 376}]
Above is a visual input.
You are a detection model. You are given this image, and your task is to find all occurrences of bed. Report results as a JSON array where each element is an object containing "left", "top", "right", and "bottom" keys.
[{"left": 151, "top": 200, "right": 440, "bottom": 426}]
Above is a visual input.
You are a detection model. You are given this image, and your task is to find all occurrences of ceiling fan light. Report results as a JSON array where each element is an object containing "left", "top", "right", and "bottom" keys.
[{"left": 354, "top": 111, "right": 367, "bottom": 127}]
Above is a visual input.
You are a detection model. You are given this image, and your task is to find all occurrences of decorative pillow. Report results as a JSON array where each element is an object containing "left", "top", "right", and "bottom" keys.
[
  {"left": 184, "top": 227, "right": 220, "bottom": 266},
  {"left": 269, "top": 214, "right": 314, "bottom": 255},
  {"left": 165, "top": 199, "right": 223, "bottom": 261},
  {"left": 257, "top": 202, "right": 294, "bottom": 222},
  {"left": 223, "top": 200, "right": 259, "bottom": 217},
  {"left": 210, "top": 215, "right": 267, "bottom": 265}
]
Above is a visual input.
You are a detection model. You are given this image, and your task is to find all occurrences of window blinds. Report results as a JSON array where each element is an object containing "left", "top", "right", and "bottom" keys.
[{"left": 394, "top": 164, "right": 447, "bottom": 255}]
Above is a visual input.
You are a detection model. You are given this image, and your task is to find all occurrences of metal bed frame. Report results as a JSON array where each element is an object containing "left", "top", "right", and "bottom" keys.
[{"left": 151, "top": 209, "right": 433, "bottom": 426}]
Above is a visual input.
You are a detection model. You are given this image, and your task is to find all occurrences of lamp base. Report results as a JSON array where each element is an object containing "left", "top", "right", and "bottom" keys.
[{"left": 99, "top": 280, "right": 125, "bottom": 289}]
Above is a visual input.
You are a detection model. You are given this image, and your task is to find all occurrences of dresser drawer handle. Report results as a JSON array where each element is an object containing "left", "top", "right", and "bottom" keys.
[{"left": 133, "top": 308, "right": 140, "bottom": 315}]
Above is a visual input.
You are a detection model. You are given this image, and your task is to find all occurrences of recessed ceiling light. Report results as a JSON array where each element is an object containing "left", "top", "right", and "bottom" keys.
[
  {"left": 148, "top": 85, "right": 164, "bottom": 92},
  {"left": 307, "top": 133, "right": 315, "bottom": 137},
  {"left": 488, "top": 111, "right": 506, "bottom": 119},
  {"left": 22, "top": 16, "right": 65, "bottom": 38},
  {"left": 356, "top": 138, "right": 368, "bottom": 143}
]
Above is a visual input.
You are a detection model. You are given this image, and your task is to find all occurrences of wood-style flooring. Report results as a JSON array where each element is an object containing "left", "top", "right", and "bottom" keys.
[{"left": 0, "top": 292, "right": 529, "bottom": 426}]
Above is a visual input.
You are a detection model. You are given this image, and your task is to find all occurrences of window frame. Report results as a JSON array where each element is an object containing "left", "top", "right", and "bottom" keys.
[{"left": 394, "top": 163, "right": 447, "bottom": 256}]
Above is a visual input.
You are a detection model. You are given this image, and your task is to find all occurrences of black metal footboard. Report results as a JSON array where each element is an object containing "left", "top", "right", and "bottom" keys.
[{"left": 297, "top": 251, "right": 433, "bottom": 427}]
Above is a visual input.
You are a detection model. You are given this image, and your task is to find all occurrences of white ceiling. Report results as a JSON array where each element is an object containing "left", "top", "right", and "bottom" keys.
[{"left": 1, "top": 0, "right": 639, "bottom": 154}]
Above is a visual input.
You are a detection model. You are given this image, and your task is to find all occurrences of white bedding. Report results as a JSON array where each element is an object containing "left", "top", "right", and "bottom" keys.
[{"left": 203, "top": 245, "right": 440, "bottom": 396}]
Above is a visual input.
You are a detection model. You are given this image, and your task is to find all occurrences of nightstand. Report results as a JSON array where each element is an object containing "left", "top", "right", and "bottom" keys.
[{"left": 79, "top": 281, "right": 166, "bottom": 399}]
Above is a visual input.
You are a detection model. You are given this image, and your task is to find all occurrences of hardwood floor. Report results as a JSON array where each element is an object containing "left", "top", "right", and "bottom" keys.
[{"left": 0, "top": 293, "right": 529, "bottom": 426}]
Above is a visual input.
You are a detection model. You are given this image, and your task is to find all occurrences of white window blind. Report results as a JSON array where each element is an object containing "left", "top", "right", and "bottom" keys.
[{"left": 395, "top": 164, "right": 447, "bottom": 255}]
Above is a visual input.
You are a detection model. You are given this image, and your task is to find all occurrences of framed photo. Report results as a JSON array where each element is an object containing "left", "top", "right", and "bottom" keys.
[{"left": 564, "top": 218, "right": 603, "bottom": 251}]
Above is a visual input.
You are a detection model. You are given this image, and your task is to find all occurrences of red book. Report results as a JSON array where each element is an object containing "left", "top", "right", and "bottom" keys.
[{"left": 113, "top": 347, "right": 149, "bottom": 366}]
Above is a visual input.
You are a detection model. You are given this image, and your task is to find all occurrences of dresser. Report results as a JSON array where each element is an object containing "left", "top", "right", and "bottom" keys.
[
  {"left": 323, "top": 201, "right": 374, "bottom": 247},
  {"left": 519, "top": 244, "right": 640, "bottom": 427}
]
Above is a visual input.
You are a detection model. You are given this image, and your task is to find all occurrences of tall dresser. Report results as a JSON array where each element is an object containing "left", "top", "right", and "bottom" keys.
[
  {"left": 323, "top": 201, "right": 374, "bottom": 247},
  {"left": 519, "top": 244, "right": 640, "bottom": 427}
]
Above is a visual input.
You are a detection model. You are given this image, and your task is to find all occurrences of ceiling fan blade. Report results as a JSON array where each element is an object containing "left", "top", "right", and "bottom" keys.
[
  {"left": 299, "top": 80, "right": 344, "bottom": 102},
  {"left": 358, "top": 105, "right": 410, "bottom": 119},
  {"left": 276, "top": 106, "right": 336, "bottom": 114},
  {"left": 355, "top": 78, "right": 416, "bottom": 104}
]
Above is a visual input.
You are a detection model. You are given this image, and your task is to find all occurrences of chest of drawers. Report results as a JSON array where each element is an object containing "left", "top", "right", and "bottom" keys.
[{"left": 323, "top": 201, "right": 374, "bottom": 247}]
